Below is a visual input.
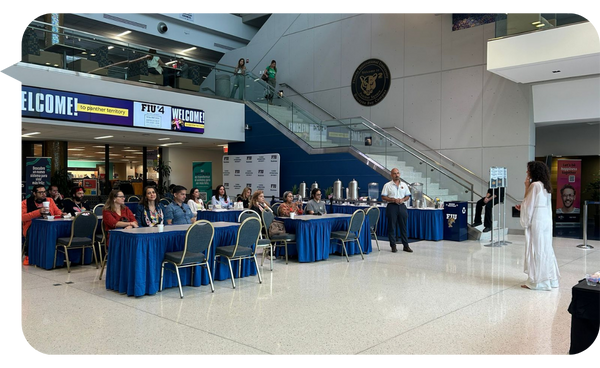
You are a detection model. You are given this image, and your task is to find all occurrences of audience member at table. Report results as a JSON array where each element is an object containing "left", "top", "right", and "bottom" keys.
[
  {"left": 19, "top": 184, "right": 62, "bottom": 265},
  {"left": 62, "top": 186, "right": 91, "bottom": 216},
  {"left": 236, "top": 187, "right": 252, "bottom": 209},
  {"left": 47, "top": 184, "right": 64, "bottom": 210},
  {"left": 135, "top": 186, "right": 165, "bottom": 227},
  {"left": 249, "top": 190, "right": 272, "bottom": 214},
  {"left": 187, "top": 187, "right": 205, "bottom": 213},
  {"left": 305, "top": 188, "right": 327, "bottom": 215},
  {"left": 278, "top": 191, "right": 303, "bottom": 217},
  {"left": 211, "top": 185, "right": 233, "bottom": 209},
  {"left": 103, "top": 190, "right": 138, "bottom": 247},
  {"left": 165, "top": 185, "right": 195, "bottom": 225}
]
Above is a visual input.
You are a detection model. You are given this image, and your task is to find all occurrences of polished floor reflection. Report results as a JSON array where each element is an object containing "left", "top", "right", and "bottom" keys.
[{"left": 21, "top": 235, "right": 599, "bottom": 356}]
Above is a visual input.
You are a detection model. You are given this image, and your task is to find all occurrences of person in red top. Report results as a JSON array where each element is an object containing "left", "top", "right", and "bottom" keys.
[
  {"left": 278, "top": 191, "right": 303, "bottom": 217},
  {"left": 102, "top": 189, "right": 138, "bottom": 247},
  {"left": 19, "top": 184, "right": 62, "bottom": 265}
]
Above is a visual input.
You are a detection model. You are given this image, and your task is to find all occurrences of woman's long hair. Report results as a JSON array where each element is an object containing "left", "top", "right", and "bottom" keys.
[
  {"left": 527, "top": 161, "right": 552, "bottom": 193},
  {"left": 215, "top": 185, "right": 227, "bottom": 201},
  {"left": 249, "top": 190, "right": 269, "bottom": 209},
  {"left": 188, "top": 187, "right": 200, "bottom": 202},
  {"left": 104, "top": 190, "right": 123, "bottom": 212},
  {"left": 139, "top": 186, "right": 161, "bottom": 209}
]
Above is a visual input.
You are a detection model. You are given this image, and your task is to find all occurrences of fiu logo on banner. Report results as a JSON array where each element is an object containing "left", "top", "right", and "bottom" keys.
[{"left": 351, "top": 59, "right": 391, "bottom": 106}]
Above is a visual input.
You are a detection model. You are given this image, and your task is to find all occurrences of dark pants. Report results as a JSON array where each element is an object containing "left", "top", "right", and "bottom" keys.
[
  {"left": 386, "top": 203, "right": 409, "bottom": 248},
  {"left": 474, "top": 197, "right": 500, "bottom": 227}
]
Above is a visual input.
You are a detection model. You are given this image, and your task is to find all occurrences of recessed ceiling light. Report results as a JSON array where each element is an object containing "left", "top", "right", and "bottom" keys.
[
  {"left": 94, "top": 135, "right": 113, "bottom": 140},
  {"left": 531, "top": 21, "right": 541, "bottom": 25},
  {"left": 68, "top": 148, "right": 84, "bottom": 151},
  {"left": 160, "top": 142, "right": 183, "bottom": 147},
  {"left": 22, "top": 132, "right": 41, "bottom": 137},
  {"left": 116, "top": 30, "right": 132, "bottom": 37},
  {"left": 536, "top": 24, "right": 545, "bottom": 28},
  {"left": 181, "top": 47, "right": 197, "bottom": 53},
  {"left": 107, "top": 46, "right": 114, "bottom": 50},
  {"left": 158, "top": 138, "right": 171, "bottom": 141}
]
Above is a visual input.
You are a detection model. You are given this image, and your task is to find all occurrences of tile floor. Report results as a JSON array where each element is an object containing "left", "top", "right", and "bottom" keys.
[{"left": 17, "top": 235, "right": 600, "bottom": 359}]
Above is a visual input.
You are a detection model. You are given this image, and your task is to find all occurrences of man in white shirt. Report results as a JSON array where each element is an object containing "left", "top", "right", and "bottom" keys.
[{"left": 381, "top": 168, "right": 413, "bottom": 253}]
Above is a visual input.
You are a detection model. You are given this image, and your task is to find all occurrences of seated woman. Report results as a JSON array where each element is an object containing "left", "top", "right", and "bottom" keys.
[
  {"left": 211, "top": 185, "right": 232, "bottom": 208},
  {"left": 249, "top": 190, "right": 272, "bottom": 214},
  {"left": 278, "top": 191, "right": 303, "bottom": 217},
  {"left": 236, "top": 187, "right": 252, "bottom": 209},
  {"left": 135, "top": 186, "right": 164, "bottom": 227},
  {"left": 305, "top": 188, "right": 327, "bottom": 215},
  {"left": 187, "top": 187, "right": 205, "bottom": 212},
  {"left": 102, "top": 190, "right": 138, "bottom": 247}
]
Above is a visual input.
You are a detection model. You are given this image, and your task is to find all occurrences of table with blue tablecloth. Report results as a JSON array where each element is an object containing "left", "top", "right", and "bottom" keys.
[
  {"left": 105, "top": 222, "right": 258, "bottom": 297},
  {"left": 276, "top": 213, "right": 371, "bottom": 262},
  {"left": 330, "top": 204, "right": 443, "bottom": 241},
  {"left": 197, "top": 209, "right": 244, "bottom": 223},
  {"left": 27, "top": 218, "right": 96, "bottom": 270}
]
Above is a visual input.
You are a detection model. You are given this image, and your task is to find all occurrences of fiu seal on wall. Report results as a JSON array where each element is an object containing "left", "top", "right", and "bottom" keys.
[{"left": 351, "top": 59, "right": 391, "bottom": 106}]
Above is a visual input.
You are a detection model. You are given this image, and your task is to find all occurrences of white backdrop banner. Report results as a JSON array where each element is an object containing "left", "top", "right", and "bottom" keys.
[{"left": 222, "top": 154, "right": 280, "bottom": 198}]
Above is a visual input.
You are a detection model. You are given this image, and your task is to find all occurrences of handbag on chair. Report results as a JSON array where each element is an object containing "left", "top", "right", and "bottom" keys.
[{"left": 268, "top": 219, "right": 286, "bottom": 237}]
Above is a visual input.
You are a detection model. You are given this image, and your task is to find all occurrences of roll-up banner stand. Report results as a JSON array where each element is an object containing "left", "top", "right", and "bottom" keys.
[
  {"left": 192, "top": 162, "right": 213, "bottom": 202},
  {"left": 25, "top": 157, "right": 51, "bottom": 198}
]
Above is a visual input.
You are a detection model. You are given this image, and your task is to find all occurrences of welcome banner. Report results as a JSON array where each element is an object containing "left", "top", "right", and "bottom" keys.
[{"left": 556, "top": 159, "right": 581, "bottom": 223}]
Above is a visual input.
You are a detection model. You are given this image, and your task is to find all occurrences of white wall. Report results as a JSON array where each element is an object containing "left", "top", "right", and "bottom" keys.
[
  {"left": 532, "top": 76, "right": 600, "bottom": 124},
  {"left": 219, "top": 13, "right": 536, "bottom": 229}
]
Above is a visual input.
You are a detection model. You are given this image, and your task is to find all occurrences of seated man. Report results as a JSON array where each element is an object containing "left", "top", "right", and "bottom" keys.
[
  {"left": 62, "top": 186, "right": 91, "bottom": 216},
  {"left": 22, "top": 185, "right": 63, "bottom": 263},
  {"left": 164, "top": 185, "right": 195, "bottom": 225},
  {"left": 47, "top": 184, "right": 64, "bottom": 210},
  {"left": 471, "top": 187, "right": 505, "bottom": 232}
]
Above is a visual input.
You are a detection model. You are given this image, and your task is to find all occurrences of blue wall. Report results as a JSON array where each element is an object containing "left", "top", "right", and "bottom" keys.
[{"left": 229, "top": 106, "right": 390, "bottom": 199}]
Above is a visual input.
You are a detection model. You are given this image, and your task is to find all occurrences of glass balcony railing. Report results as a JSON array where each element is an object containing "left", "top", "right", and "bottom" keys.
[{"left": 494, "top": 13, "right": 588, "bottom": 38}]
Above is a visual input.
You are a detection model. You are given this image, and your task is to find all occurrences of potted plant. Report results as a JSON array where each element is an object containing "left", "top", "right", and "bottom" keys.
[
  {"left": 51, "top": 168, "right": 73, "bottom": 199},
  {"left": 153, "top": 160, "right": 172, "bottom": 197}
]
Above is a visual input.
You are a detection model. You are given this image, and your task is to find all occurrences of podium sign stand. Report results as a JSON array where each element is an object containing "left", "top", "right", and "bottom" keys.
[
  {"left": 485, "top": 167, "right": 509, "bottom": 247},
  {"left": 443, "top": 201, "right": 467, "bottom": 241}
]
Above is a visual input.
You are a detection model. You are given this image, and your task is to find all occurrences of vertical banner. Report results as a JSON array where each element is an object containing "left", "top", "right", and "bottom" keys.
[
  {"left": 25, "top": 157, "right": 52, "bottom": 197},
  {"left": 222, "top": 154, "right": 280, "bottom": 198},
  {"left": 83, "top": 179, "right": 98, "bottom": 196},
  {"left": 556, "top": 159, "right": 581, "bottom": 223},
  {"left": 192, "top": 162, "right": 212, "bottom": 202}
]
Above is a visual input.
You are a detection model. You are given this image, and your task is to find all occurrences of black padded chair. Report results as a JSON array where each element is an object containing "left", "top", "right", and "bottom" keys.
[
  {"left": 364, "top": 206, "right": 381, "bottom": 251},
  {"left": 330, "top": 209, "right": 366, "bottom": 262},
  {"left": 159, "top": 220, "right": 215, "bottom": 298},
  {"left": 271, "top": 203, "right": 281, "bottom": 216},
  {"left": 159, "top": 198, "right": 171, "bottom": 206},
  {"left": 97, "top": 219, "right": 108, "bottom": 280},
  {"left": 127, "top": 195, "right": 140, "bottom": 203},
  {"left": 215, "top": 217, "right": 262, "bottom": 289},
  {"left": 92, "top": 203, "right": 104, "bottom": 216},
  {"left": 53, "top": 211, "right": 99, "bottom": 272}
]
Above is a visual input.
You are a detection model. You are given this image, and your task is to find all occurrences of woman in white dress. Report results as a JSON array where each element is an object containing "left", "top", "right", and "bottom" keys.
[{"left": 516, "top": 161, "right": 560, "bottom": 291}]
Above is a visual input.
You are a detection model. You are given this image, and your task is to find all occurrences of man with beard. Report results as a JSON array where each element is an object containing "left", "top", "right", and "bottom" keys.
[
  {"left": 22, "top": 184, "right": 63, "bottom": 264},
  {"left": 557, "top": 184, "right": 580, "bottom": 214},
  {"left": 62, "top": 186, "right": 91, "bottom": 216}
]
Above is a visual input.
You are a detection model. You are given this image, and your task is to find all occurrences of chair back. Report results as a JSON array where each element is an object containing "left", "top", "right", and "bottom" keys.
[
  {"left": 177, "top": 220, "right": 214, "bottom": 265},
  {"left": 271, "top": 203, "right": 281, "bottom": 216},
  {"left": 231, "top": 217, "right": 261, "bottom": 256},
  {"left": 71, "top": 211, "right": 98, "bottom": 242},
  {"left": 365, "top": 206, "right": 380, "bottom": 230},
  {"left": 159, "top": 198, "right": 171, "bottom": 206},
  {"left": 348, "top": 209, "right": 365, "bottom": 236},
  {"left": 261, "top": 210, "right": 276, "bottom": 241},
  {"left": 238, "top": 209, "right": 260, "bottom": 223},
  {"left": 92, "top": 203, "right": 104, "bottom": 216},
  {"left": 127, "top": 195, "right": 140, "bottom": 202}
]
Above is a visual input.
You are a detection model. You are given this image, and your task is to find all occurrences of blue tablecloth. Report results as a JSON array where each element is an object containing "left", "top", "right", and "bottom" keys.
[
  {"left": 27, "top": 218, "right": 95, "bottom": 270},
  {"left": 277, "top": 214, "right": 371, "bottom": 262},
  {"left": 197, "top": 209, "right": 244, "bottom": 222},
  {"left": 105, "top": 222, "right": 258, "bottom": 297},
  {"left": 330, "top": 204, "right": 443, "bottom": 241}
]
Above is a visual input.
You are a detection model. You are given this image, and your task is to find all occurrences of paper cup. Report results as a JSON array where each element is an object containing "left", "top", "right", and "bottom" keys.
[
  {"left": 157, "top": 224, "right": 164, "bottom": 233},
  {"left": 42, "top": 202, "right": 50, "bottom": 208},
  {"left": 290, "top": 212, "right": 296, "bottom": 219}
]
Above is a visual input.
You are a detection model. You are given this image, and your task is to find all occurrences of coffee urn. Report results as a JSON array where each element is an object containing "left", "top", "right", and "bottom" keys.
[
  {"left": 333, "top": 179, "right": 343, "bottom": 200},
  {"left": 348, "top": 179, "right": 359, "bottom": 200}
]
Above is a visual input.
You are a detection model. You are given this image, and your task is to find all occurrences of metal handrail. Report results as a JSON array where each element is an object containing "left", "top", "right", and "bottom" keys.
[{"left": 279, "top": 83, "right": 337, "bottom": 119}]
